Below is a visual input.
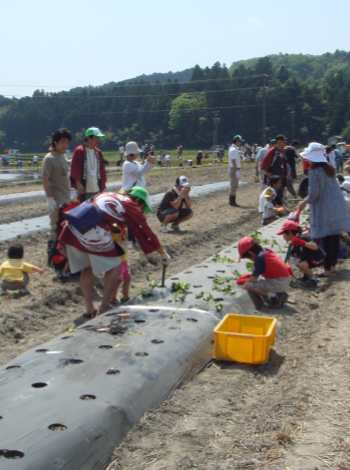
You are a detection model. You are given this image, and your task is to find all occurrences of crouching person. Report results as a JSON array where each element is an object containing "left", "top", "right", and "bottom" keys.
[
  {"left": 157, "top": 176, "right": 193, "bottom": 233},
  {"left": 0, "top": 244, "right": 44, "bottom": 296},
  {"left": 238, "top": 237, "right": 290, "bottom": 309},
  {"left": 276, "top": 220, "right": 325, "bottom": 288}
]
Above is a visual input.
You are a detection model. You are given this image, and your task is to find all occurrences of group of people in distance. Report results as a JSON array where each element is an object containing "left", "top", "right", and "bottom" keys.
[{"left": 236, "top": 139, "right": 350, "bottom": 309}]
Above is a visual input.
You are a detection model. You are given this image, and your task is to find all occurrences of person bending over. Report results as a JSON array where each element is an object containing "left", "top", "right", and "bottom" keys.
[
  {"left": 238, "top": 237, "right": 290, "bottom": 309},
  {"left": 276, "top": 220, "right": 325, "bottom": 288}
]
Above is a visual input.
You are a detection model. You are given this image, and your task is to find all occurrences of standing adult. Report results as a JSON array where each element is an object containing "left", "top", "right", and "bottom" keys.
[
  {"left": 42, "top": 128, "right": 72, "bottom": 259},
  {"left": 196, "top": 151, "right": 203, "bottom": 165},
  {"left": 260, "top": 134, "right": 288, "bottom": 202},
  {"left": 42, "top": 129, "right": 71, "bottom": 235},
  {"left": 256, "top": 138, "right": 275, "bottom": 187},
  {"left": 59, "top": 188, "right": 170, "bottom": 316},
  {"left": 119, "top": 144, "right": 125, "bottom": 161},
  {"left": 228, "top": 135, "right": 244, "bottom": 207},
  {"left": 326, "top": 146, "right": 336, "bottom": 168},
  {"left": 298, "top": 143, "right": 350, "bottom": 277},
  {"left": 70, "top": 127, "right": 107, "bottom": 201},
  {"left": 122, "top": 141, "right": 155, "bottom": 192},
  {"left": 333, "top": 144, "right": 344, "bottom": 173},
  {"left": 285, "top": 140, "right": 299, "bottom": 180},
  {"left": 33, "top": 155, "right": 39, "bottom": 167}
]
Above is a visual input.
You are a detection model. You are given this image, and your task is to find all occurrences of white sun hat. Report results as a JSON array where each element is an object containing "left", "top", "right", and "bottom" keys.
[
  {"left": 300, "top": 142, "right": 328, "bottom": 163},
  {"left": 125, "top": 141, "right": 142, "bottom": 156}
]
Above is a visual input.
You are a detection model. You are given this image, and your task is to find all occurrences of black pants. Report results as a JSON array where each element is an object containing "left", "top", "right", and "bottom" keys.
[{"left": 322, "top": 235, "right": 340, "bottom": 271}]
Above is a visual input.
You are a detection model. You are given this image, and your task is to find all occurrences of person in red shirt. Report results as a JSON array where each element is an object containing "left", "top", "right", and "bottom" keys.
[
  {"left": 238, "top": 237, "right": 290, "bottom": 309},
  {"left": 70, "top": 127, "right": 107, "bottom": 202},
  {"left": 59, "top": 187, "right": 170, "bottom": 317}
]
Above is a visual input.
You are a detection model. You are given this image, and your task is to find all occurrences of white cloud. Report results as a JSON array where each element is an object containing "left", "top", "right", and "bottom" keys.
[{"left": 245, "top": 17, "right": 263, "bottom": 29}]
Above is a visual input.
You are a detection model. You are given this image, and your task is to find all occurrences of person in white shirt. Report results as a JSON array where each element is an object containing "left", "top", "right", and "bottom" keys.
[
  {"left": 119, "top": 145, "right": 125, "bottom": 160},
  {"left": 122, "top": 141, "right": 155, "bottom": 192},
  {"left": 165, "top": 154, "right": 171, "bottom": 167},
  {"left": 228, "top": 135, "right": 244, "bottom": 207},
  {"left": 33, "top": 155, "right": 39, "bottom": 166}
]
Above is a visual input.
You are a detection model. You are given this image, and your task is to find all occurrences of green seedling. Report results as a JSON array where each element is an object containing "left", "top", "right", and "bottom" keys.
[
  {"left": 248, "top": 230, "right": 269, "bottom": 244},
  {"left": 270, "top": 239, "right": 283, "bottom": 253},
  {"left": 211, "top": 253, "right": 236, "bottom": 263},
  {"left": 215, "top": 304, "right": 224, "bottom": 314},
  {"left": 245, "top": 261, "right": 254, "bottom": 273},
  {"left": 146, "top": 274, "right": 158, "bottom": 290},
  {"left": 171, "top": 281, "right": 190, "bottom": 302},
  {"left": 232, "top": 269, "right": 242, "bottom": 280}
]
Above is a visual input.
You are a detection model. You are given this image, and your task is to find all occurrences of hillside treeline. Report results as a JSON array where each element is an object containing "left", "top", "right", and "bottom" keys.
[{"left": 0, "top": 51, "right": 350, "bottom": 152}]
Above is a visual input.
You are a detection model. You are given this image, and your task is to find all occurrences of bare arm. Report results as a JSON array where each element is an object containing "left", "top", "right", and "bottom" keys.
[{"left": 32, "top": 266, "right": 44, "bottom": 275}]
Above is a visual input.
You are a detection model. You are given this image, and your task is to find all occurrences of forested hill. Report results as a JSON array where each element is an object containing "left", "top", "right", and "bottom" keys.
[
  {"left": 229, "top": 50, "right": 350, "bottom": 84},
  {"left": 70, "top": 68, "right": 194, "bottom": 94},
  {"left": 0, "top": 51, "right": 349, "bottom": 152}
]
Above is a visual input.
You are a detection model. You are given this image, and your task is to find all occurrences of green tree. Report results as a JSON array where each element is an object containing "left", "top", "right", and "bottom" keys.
[{"left": 168, "top": 93, "right": 206, "bottom": 130}]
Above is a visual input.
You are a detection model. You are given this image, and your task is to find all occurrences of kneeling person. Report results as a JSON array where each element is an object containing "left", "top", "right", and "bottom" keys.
[
  {"left": 157, "top": 176, "right": 194, "bottom": 233},
  {"left": 238, "top": 237, "right": 290, "bottom": 309},
  {"left": 276, "top": 220, "right": 325, "bottom": 288}
]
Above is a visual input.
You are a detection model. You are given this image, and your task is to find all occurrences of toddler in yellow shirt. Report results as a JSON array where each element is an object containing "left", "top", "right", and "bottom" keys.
[{"left": 0, "top": 244, "right": 44, "bottom": 296}]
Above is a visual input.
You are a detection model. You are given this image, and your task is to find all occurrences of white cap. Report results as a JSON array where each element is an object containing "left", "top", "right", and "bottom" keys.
[
  {"left": 300, "top": 142, "right": 328, "bottom": 163},
  {"left": 125, "top": 141, "right": 141, "bottom": 156}
]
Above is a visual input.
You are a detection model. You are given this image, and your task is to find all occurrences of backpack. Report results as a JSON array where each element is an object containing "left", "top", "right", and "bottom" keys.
[{"left": 63, "top": 201, "right": 106, "bottom": 234}]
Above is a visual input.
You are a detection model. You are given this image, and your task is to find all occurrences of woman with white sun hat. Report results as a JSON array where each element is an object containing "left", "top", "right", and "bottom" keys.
[{"left": 298, "top": 142, "right": 350, "bottom": 277}]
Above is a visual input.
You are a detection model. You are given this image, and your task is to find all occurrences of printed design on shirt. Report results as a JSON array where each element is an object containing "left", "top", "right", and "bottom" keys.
[
  {"left": 69, "top": 225, "right": 115, "bottom": 253},
  {"left": 60, "top": 161, "right": 68, "bottom": 177},
  {"left": 95, "top": 194, "right": 126, "bottom": 219}
]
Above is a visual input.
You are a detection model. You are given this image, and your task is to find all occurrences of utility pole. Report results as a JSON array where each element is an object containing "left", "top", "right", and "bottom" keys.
[
  {"left": 290, "top": 111, "right": 295, "bottom": 140},
  {"left": 262, "top": 74, "right": 267, "bottom": 145},
  {"left": 212, "top": 111, "right": 220, "bottom": 148}
]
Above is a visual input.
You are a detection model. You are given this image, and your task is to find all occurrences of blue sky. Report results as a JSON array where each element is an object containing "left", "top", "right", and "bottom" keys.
[{"left": 3, "top": 0, "right": 350, "bottom": 97}]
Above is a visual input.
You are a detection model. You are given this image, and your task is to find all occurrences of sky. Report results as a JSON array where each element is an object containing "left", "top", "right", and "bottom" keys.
[{"left": 2, "top": 0, "right": 350, "bottom": 98}]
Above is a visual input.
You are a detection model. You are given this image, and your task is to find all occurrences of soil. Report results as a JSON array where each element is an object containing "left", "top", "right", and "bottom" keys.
[{"left": 1, "top": 163, "right": 348, "bottom": 470}]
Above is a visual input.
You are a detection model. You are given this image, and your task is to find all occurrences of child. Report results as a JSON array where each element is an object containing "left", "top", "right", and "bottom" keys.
[
  {"left": 238, "top": 237, "right": 290, "bottom": 309},
  {"left": 0, "top": 244, "right": 44, "bottom": 296},
  {"left": 110, "top": 224, "right": 131, "bottom": 305},
  {"left": 276, "top": 221, "right": 325, "bottom": 288},
  {"left": 262, "top": 189, "right": 283, "bottom": 226}
]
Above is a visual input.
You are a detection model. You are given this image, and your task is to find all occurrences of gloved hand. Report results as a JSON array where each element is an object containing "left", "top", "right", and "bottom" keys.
[
  {"left": 46, "top": 197, "right": 57, "bottom": 212},
  {"left": 161, "top": 252, "right": 171, "bottom": 266},
  {"left": 236, "top": 170, "right": 241, "bottom": 178},
  {"left": 292, "top": 237, "right": 306, "bottom": 246}
]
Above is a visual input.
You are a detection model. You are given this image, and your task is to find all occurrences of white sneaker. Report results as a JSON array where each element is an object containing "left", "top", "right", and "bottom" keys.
[
  {"left": 171, "top": 223, "right": 186, "bottom": 233},
  {"left": 0, "top": 288, "right": 8, "bottom": 296},
  {"left": 160, "top": 224, "right": 169, "bottom": 233},
  {"left": 19, "top": 287, "right": 30, "bottom": 296}
]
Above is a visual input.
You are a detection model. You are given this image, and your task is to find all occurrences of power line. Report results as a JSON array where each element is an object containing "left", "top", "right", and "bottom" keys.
[
  {"left": 67, "top": 104, "right": 261, "bottom": 116},
  {"left": 0, "top": 74, "right": 266, "bottom": 90},
  {"left": 3, "top": 86, "right": 263, "bottom": 99}
]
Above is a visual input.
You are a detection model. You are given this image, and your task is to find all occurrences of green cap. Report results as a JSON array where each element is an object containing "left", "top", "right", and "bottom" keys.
[
  {"left": 233, "top": 135, "right": 245, "bottom": 143},
  {"left": 129, "top": 186, "right": 152, "bottom": 213},
  {"left": 85, "top": 127, "right": 105, "bottom": 138}
]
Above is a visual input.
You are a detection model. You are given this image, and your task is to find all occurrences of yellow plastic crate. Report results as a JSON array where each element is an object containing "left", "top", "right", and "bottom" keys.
[{"left": 213, "top": 314, "right": 277, "bottom": 364}]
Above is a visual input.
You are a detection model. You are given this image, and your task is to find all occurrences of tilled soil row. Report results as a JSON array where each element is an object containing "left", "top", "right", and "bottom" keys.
[{"left": 0, "top": 164, "right": 250, "bottom": 224}]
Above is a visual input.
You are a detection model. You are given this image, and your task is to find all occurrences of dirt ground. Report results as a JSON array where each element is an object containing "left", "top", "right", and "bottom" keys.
[{"left": 1, "top": 164, "right": 349, "bottom": 470}]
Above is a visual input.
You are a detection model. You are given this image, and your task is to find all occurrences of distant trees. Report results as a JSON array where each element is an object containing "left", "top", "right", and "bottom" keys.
[{"left": 0, "top": 51, "right": 350, "bottom": 151}]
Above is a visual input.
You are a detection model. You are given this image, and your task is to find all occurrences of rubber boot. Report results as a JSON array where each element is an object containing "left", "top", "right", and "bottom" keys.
[
  {"left": 230, "top": 195, "right": 240, "bottom": 207},
  {"left": 47, "top": 240, "right": 55, "bottom": 267},
  {"left": 247, "top": 290, "right": 264, "bottom": 310}
]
